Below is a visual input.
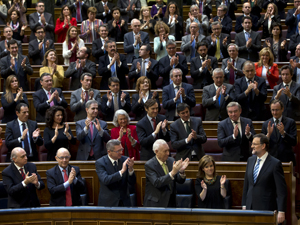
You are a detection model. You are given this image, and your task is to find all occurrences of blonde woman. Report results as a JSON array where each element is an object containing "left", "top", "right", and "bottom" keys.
[
  {"left": 139, "top": 6, "right": 155, "bottom": 34},
  {"left": 258, "top": 3, "right": 280, "bottom": 39}
]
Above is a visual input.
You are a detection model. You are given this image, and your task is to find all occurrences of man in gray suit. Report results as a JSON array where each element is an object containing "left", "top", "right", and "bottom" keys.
[
  {"left": 0, "top": 26, "right": 22, "bottom": 59},
  {"left": 181, "top": 22, "right": 206, "bottom": 62},
  {"left": 202, "top": 68, "right": 235, "bottom": 121},
  {"left": 76, "top": 100, "right": 111, "bottom": 160},
  {"left": 144, "top": 139, "right": 189, "bottom": 207},
  {"left": 70, "top": 73, "right": 101, "bottom": 122},
  {"left": 185, "top": 5, "right": 209, "bottom": 36},
  {"left": 170, "top": 103, "right": 207, "bottom": 161}
]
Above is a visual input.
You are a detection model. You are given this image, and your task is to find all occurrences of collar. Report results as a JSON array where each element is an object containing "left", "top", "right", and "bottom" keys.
[
  {"left": 231, "top": 57, "right": 238, "bottom": 61},
  {"left": 108, "top": 154, "right": 118, "bottom": 165},
  {"left": 142, "top": 57, "right": 150, "bottom": 62},
  {"left": 180, "top": 118, "right": 190, "bottom": 124},
  {"left": 14, "top": 163, "right": 24, "bottom": 171},
  {"left": 168, "top": 54, "right": 175, "bottom": 59},
  {"left": 10, "top": 54, "right": 18, "bottom": 59},
  {"left": 283, "top": 80, "right": 292, "bottom": 87},
  {"left": 133, "top": 31, "right": 139, "bottom": 36},
  {"left": 257, "top": 151, "right": 268, "bottom": 161},
  {"left": 112, "top": 92, "right": 118, "bottom": 97},
  {"left": 37, "top": 12, "right": 42, "bottom": 17},
  {"left": 270, "top": 15, "right": 274, "bottom": 18},
  {"left": 273, "top": 116, "right": 282, "bottom": 123},
  {"left": 214, "top": 83, "right": 222, "bottom": 90},
  {"left": 81, "top": 87, "right": 90, "bottom": 92},
  {"left": 108, "top": 54, "right": 114, "bottom": 61},
  {"left": 173, "top": 83, "right": 182, "bottom": 89},
  {"left": 58, "top": 165, "right": 68, "bottom": 172},
  {"left": 147, "top": 113, "right": 155, "bottom": 121},
  {"left": 231, "top": 117, "right": 241, "bottom": 124},
  {"left": 200, "top": 55, "right": 208, "bottom": 61},
  {"left": 37, "top": 38, "right": 44, "bottom": 43},
  {"left": 17, "top": 118, "right": 26, "bottom": 127},
  {"left": 243, "top": 29, "right": 252, "bottom": 34},
  {"left": 156, "top": 156, "right": 166, "bottom": 166},
  {"left": 245, "top": 77, "right": 255, "bottom": 83},
  {"left": 43, "top": 87, "right": 52, "bottom": 95}
]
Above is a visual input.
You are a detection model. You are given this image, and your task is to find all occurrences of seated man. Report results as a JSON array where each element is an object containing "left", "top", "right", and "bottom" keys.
[
  {"left": 288, "top": 22, "right": 300, "bottom": 57},
  {"left": 170, "top": 103, "right": 207, "bottom": 161},
  {"left": 211, "top": 5, "right": 232, "bottom": 34},
  {"left": 124, "top": 19, "right": 150, "bottom": 63},
  {"left": 46, "top": 148, "right": 85, "bottom": 206},
  {"left": 33, "top": 73, "right": 68, "bottom": 122},
  {"left": 101, "top": 77, "right": 131, "bottom": 121},
  {"left": 202, "top": 68, "right": 235, "bottom": 121},
  {"left": 0, "top": 26, "right": 22, "bottom": 59},
  {"left": 2, "top": 147, "right": 45, "bottom": 208},
  {"left": 70, "top": 73, "right": 101, "bottom": 122},
  {"left": 235, "top": 2, "right": 259, "bottom": 33},
  {"left": 185, "top": 5, "right": 209, "bottom": 36},
  {"left": 162, "top": 68, "right": 196, "bottom": 121},
  {"left": 65, "top": 47, "right": 96, "bottom": 90},
  {"left": 92, "top": 25, "right": 113, "bottom": 63},
  {"left": 96, "top": 139, "right": 136, "bottom": 206},
  {"left": 95, "top": 0, "right": 115, "bottom": 23}
]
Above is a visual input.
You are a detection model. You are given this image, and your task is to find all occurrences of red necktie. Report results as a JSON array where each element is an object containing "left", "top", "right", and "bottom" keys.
[
  {"left": 89, "top": 122, "right": 94, "bottom": 156},
  {"left": 229, "top": 59, "right": 235, "bottom": 84},
  {"left": 20, "top": 168, "right": 25, "bottom": 180},
  {"left": 151, "top": 118, "right": 156, "bottom": 131},
  {"left": 76, "top": 2, "right": 81, "bottom": 21},
  {"left": 63, "top": 169, "right": 72, "bottom": 206}
]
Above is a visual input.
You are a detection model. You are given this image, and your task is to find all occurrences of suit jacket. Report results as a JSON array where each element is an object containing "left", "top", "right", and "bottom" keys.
[
  {"left": 286, "top": 8, "right": 298, "bottom": 39},
  {"left": 272, "top": 81, "right": 300, "bottom": 121},
  {"left": 95, "top": 155, "right": 136, "bottom": 206},
  {"left": 0, "top": 39, "right": 22, "bottom": 59},
  {"left": 242, "top": 154, "right": 287, "bottom": 211},
  {"left": 217, "top": 116, "right": 255, "bottom": 161},
  {"left": 215, "top": 0, "right": 237, "bottom": 20},
  {"left": 95, "top": 1, "right": 115, "bottom": 22},
  {"left": 261, "top": 116, "right": 297, "bottom": 165},
  {"left": 235, "top": 76, "right": 267, "bottom": 120},
  {"left": 170, "top": 117, "right": 207, "bottom": 160},
  {"left": 136, "top": 114, "right": 170, "bottom": 160},
  {"left": 202, "top": 83, "right": 235, "bottom": 121},
  {"left": 28, "top": 38, "right": 55, "bottom": 65},
  {"left": 290, "top": 56, "right": 300, "bottom": 81},
  {"left": 192, "top": 0, "right": 212, "bottom": 19},
  {"left": 5, "top": 119, "right": 43, "bottom": 161},
  {"left": 2, "top": 162, "right": 45, "bottom": 208},
  {"left": 235, "top": 31, "right": 261, "bottom": 62},
  {"left": 128, "top": 58, "right": 159, "bottom": 89},
  {"left": 288, "top": 33, "right": 300, "bottom": 57},
  {"left": 158, "top": 54, "right": 188, "bottom": 87},
  {"left": 68, "top": 0, "right": 89, "bottom": 21},
  {"left": 117, "top": 0, "right": 141, "bottom": 22},
  {"left": 123, "top": 31, "right": 150, "bottom": 63},
  {"left": 185, "top": 15, "right": 209, "bottom": 36},
  {"left": 258, "top": 14, "right": 281, "bottom": 39},
  {"left": 221, "top": 57, "right": 246, "bottom": 82},
  {"left": 70, "top": 88, "right": 101, "bottom": 121},
  {"left": 163, "top": 16, "right": 183, "bottom": 41},
  {"left": 28, "top": 12, "right": 55, "bottom": 41},
  {"left": 206, "top": 33, "right": 231, "bottom": 60},
  {"left": 98, "top": 54, "right": 129, "bottom": 90},
  {"left": 235, "top": 14, "right": 259, "bottom": 33},
  {"left": 144, "top": 156, "right": 185, "bottom": 207},
  {"left": 46, "top": 164, "right": 85, "bottom": 206},
  {"left": 92, "top": 37, "right": 114, "bottom": 62},
  {"left": 254, "top": 63, "right": 279, "bottom": 89},
  {"left": 263, "top": 37, "right": 288, "bottom": 62},
  {"left": 33, "top": 88, "right": 68, "bottom": 122},
  {"left": 180, "top": 34, "right": 206, "bottom": 62},
  {"left": 0, "top": 54, "right": 33, "bottom": 91},
  {"left": 213, "top": 16, "right": 232, "bottom": 34},
  {"left": 190, "top": 55, "right": 218, "bottom": 89},
  {"left": 162, "top": 82, "right": 196, "bottom": 121},
  {"left": 64, "top": 59, "right": 96, "bottom": 90}
]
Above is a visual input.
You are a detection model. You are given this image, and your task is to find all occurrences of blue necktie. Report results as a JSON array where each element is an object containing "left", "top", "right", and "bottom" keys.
[
  {"left": 297, "top": 14, "right": 300, "bottom": 34},
  {"left": 191, "top": 39, "right": 196, "bottom": 61},
  {"left": 218, "top": 94, "right": 221, "bottom": 106},
  {"left": 111, "top": 63, "right": 116, "bottom": 77},
  {"left": 14, "top": 58, "right": 18, "bottom": 73},
  {"left": 253, "top": 158, "right": 261, "bottom": 183}
]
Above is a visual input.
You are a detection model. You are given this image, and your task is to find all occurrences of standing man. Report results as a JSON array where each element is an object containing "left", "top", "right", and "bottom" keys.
[
  {"left": 242, "top": 133, "right": 287, "bottom": 224},
  {"left": 235, "top": 2, "right": 259, "bottom": 33},
  {"left": 288, "top": 22, "right": 300, "bottom": 57},
  {"left": 211, "top": 5, "right": 232, "bottom": 34},
  {"left": 185, "top": 5, "right": 209, "bottom": 36},
  {"left": 117, "top": 0, "right": 141, "bottom": 22},
  {"left": 0, "top": 26, "right": 22, "bottom": 59},
  {"left": 68, "top": 0, "right": 89, "bottom": 23},
  {"left": 96, "top": 139, "right": 136, "bottom": 206},
  {"left": 46, "top": 148, "right": 86, "bottom": 206},
  {"left": 95, "top": 0, "right": 115, "bottom": 23},
  {"left": 2, "top": 147, "right": 45, "bottom": 208},
  {"left": 144, "top": 139, "right": 189, "bottom": 207},
  {"left": 286, "top": 0, "right": 300, "bottom": 38},
  {"left": 92, "top": 25, "right": 113, "bottom": 62},
  {"left": 290, "top": 43, "right": 300, "bottom": 82}
]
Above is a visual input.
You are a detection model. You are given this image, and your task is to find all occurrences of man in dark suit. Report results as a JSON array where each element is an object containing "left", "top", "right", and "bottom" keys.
[
  {"left": 0, "top": 26, "right": 22, "bottom": 59},
  {"left": 170, "top": 103, "right": 207, "bottom": 161},
  {"left": 202, "top": 68, "right": 235, "bottom": 121},
  {"left": 28, "top": 26, "right": 55, "bottom": 65},
  {"left": 271, "top": 65, "right": 300, "bottom": 121},
  {"left": 33, "top": 73, "right": 68, "bottom": 122},
  {"left": 235, "top": 2, "right": 259, "bottom": 33},
  {"left": 98, "top": 40, "right": 129, "bottom": 90},
  {"left": 212, "top": 5, "right": 232, "bottom": 34},
  {"left": 65, "top": 47, "right": 96, "bottom": 90},
  {"left": 286, "top": 0, "right": 300, "bottom": 39},
  {"left": 95, "top": 0, "right": 115, "bottom": 23},
  {"left": 144, "top": 139, "right": 189, "bottom": 207},
  {"left": 242, "top": 133, "right": 287, "bottom": 224},
  {"left": 2, "top": 147, "right": 45, "bottom": 208},
  {"left": 76, "top": 100, "right": 111, "bottom": 160},
  {"left": 92, "top": 25, "right": 112, "bottom": 62},
  {"left": 288, "top": 28, "right": 300, "bottom": 57},
  {"left": 128, "top": 44, "right": 159, "bottom": 89},
  {"left": 190, "top": 41, "right": 218, "bottom": 89},
  {"left": 28, "top": 1, "right": 55, "bottom": 41},
  {"left": 221, "top": 43, "right": 246, "bottom": 84},
  {"left": 101, "top": 77, "right": 131, "bottom": 121},
  {"left": 5, "top": 103, "right": 43, "bottom": 162},
  {"left": 290, "top": 43, "right": 300, "bottom": 82},
  {"left": 46, "top": 148, "right": 85, "bottom": 206},
  {"left": 262, "top": 0, "right": 287, "bottom": 19},
  {"left": 68, "top": 0, "right": 89, "bottom": 22},
  {"left": 235, "top": 61, "right": 267, "bottom": 121},
  {"left": 96, "top": 139, "right": 136, "bottom": 206},
  {"left": 217, "top": 101, "right": 255, "bottom": 161},
  {"left": 158, "top": 40, "right": 189, "bottom": 88},
  {"left": 162, "top": 68, "right": 196, "bottom": 121},
  {"left": 235, "top": 16, "right": 261, "bottom": 62},
  {"left": 117, "top": 0, "right": 141, "bottom": 22},
  {"left": 136, "top": 99, "right": 170, "bottom": 160},
  {"left": 124, "top": 19, "right": 149, "bottom": 63},
  {"left": 215, "top": 0, "right": 237, "bottom": 20}
]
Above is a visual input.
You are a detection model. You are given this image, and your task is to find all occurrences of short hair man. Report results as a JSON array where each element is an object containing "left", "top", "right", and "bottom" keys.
[
  {"left": 202, "top": 68, "right": 235, "bottom": 121},
  {"left": 92, "top": 25, "right": 113, "bottom": 62},
  {"left": 286, "top": 0, "right": 300, "bottom": 39},
  {"left": 136, "top": 98, "right": 170, "bottom": 160},
  {"left": 76, "top": 100, "right": 111, "bottom": 160},
  {"left": 68, "top": 0, "right": 89, "bottom": 23},
  {"left": 96, "top": 139, "right": 136, "bottom": 206},
  {"left": 117, "top": 0, "right": 141, "bottom": 22},
  {"left": 170, "top": 103, "right": 207, "bottom": 161},
  {"left": 211, "top": 5, "right": 232, "bottom": 34},
  {"left": 242, "top": 133, "right": 287, "bottom": 224},
  {"left": 185, "top": 5, "right": 209, "bottom": 36},
  {"left": 95, "top": 0, "right": 115, "bottom": 23},
  {"left": 0, "top": 26, "right": 22, "bottom": 59},
  {"left": 144, "top": 139, "right": 189, "bottom": 207},
  {"left": 46, "top": 148, "right": 86, "bottom": 206},
  {"left": 289, "top": 43, "right": 300, "bottom": 82},
  {"left": 217, "top": 102, "right": 255, "bottom": 161},
  {"left": 70, "top": 73, "right": 101, "bottom": 121},
  {"left": 33, "top": 73, "right": 68, "bottom": 122},
  {"left": 215, "top": 0, "right": 237, "bottom": 20},
  {"left": 5, "top": 103, "right": 43, "bottom": 162},
  {"left": 65, "top": 46, "right": 96, "bottom": 90},
  {"left": 235, "top": 2, "right": 259, "bottom": 33},
  {"left": 288, "top": 22, "right": 300, "bottom": 57},
  {"left": 2, "top": 147, "right": 45, "bottom": 208}
]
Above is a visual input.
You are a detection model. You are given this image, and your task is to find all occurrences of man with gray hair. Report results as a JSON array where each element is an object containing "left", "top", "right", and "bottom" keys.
[
  {"left": 76, "top": 99, "right": 111, "bottom": 160},
  {"left": 210, "top": 5, "right": 232, "bottom": 34},
  {"left": 144, "top": 139, "right": 189, "bottom": 207},
  {"left": 185, "top": 5, "right": 209, "bottom": 36},
  {"left": 217, "top": 101, "right": 255, "bottom": 161},
  {"left": 202, "top": 68, "right": 235, "bottom": 121},
  {"left": 96, "top": 139, "right": 136, "bottom": 206}
]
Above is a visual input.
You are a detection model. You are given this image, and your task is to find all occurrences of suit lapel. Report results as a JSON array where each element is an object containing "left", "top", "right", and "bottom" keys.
[
  {"left": 55, "top": 165, "right": 65, "bottom": 185},
  {"left": 255, "top": 154, "right": 271, "bottom": 184},
  {"left": 104, "top": 155, "right": 116, "bottom": 174},
  {"left": 14, "top": 119, "right": 22, "bottom": 138},
  {"left": 248, "top": 157, "right": 256, "bottom": 185}
]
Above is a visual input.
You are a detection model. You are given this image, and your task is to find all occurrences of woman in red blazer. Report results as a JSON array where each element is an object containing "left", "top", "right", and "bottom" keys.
[
  {"left": 255, "top": 47, "right": 279, "bottom": 89},
  {"left": 111, "top": 109, "right": 140, "bottom": 160}
]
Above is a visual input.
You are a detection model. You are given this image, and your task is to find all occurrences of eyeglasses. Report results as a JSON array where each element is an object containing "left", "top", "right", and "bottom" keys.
[
  {"left": 57, "top": 156, "right": 70, "bottom": 160},
  {"left": 36, "top": 31, "right": 44, "bottom": 34},
  {"left": 251, "top": 143, "right": 261, "bottom": 146},
  {"left": 111, "top": 149, "right": 123, "bottom": 153}
]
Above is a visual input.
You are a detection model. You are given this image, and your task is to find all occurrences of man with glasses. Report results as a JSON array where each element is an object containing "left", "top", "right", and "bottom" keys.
[
  {"left": 210, "top": 5, "right": 232, "bottom": 34},
  {"left": 96, "top": 139, "right": 136, "bottom": 206},
  {"left": 46, "top": 148, "right": 86, "bottom": 206},
  {"left": 0, "top": 26, "right": 22, "bottom": 59},
  {"left": 288, "top": 22, "right": 300, "bottom": 56}
]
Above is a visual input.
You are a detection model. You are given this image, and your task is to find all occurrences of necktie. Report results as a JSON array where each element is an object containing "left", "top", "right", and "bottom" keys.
[
  {"left": 63, "top": 169, "right": 72, "bottom": 206},
  {"left": 76, "top": 1, "right": 81, "bottom": 22},
  {"left": 20, "top": 168, "right": 25, "bottom": 180},
  {"left": 111, "top": 62, "right": 116, "bottom": 77},
  {"left": 297, "top": 14, "right": 300, "bottom": 34},
  {"left": 199, "top": 1, "right": 203, "bottom": 13},
  {"left": 141, "top": 60, "right": 146, "bottom": 77},
  {"left": 89, "top": 122, "right": 94, "bottom": 156},
  {"left": 229, "top": 59, "right": 235, "bottom": 84},
  {"left": 48, "top": 92, "right": 54, "bottom": 107},
  {"left": 185, "top": 121, "right": 191, "bottom": 134},
  {"left": 113, "top": 161, "right": 118, "bottom": 172},
  {"left": 274, "top": 119, "right": 280, "bottom": 139},
  {"left": 134, "top": 41, "right": 139, "bottom": 59},
  {"left": 151, "top": 118, "right": 156, "bottom": 131},
  {"left": 85, "top": 90, "right": 89, "bottom": 102},
  {"left": 215, "top": 37, "right": 220, "bottom": 60},
  {"left": 176, "top": 86, "right": 183, "bottom": 103},
  {"left": 245, "top": 32, "right": 250, "bottom": 42},
  {"left": 113, "top": 93, "right": 119, "bottom": 112},
  {"left": 22, "top": 123, "right": 30, "bottom": 155},
  {"left": 14, "top": 58, "right": 18, "bottom": 74},
  {"left": 162, "top": 163, "right": 169, "bottom": 175},
  {"left": 191, "top": 39, "right": 196, "bottom": 61},
  {"left": 253, "top": 158, "right": 261, "bottom": 183},
  {"left": 234, "top": 121, "right": 241, "bottom": 142},
  {"left": 218, "top": 91, "right": 222, "bottom": 106}
]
